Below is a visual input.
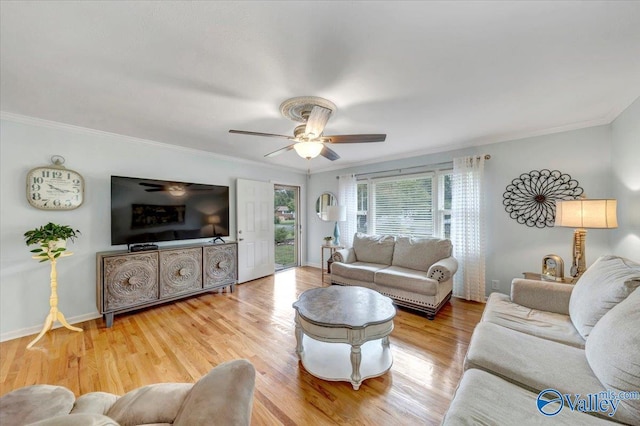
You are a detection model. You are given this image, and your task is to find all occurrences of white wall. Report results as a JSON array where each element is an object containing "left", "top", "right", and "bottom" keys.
[
  {"left": 0, "top": 115, "right": 306, "bottom": 340},
  {"left": 307, "top": 125, "right": 615, "bottom": 295},
  {"left": 610, "top": 96, "right": 640, "bottom": 259}
]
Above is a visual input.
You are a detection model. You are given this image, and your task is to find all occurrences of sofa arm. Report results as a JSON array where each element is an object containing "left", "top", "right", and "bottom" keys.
[
  {"left": 510, "top": 279, "right": 574, "bottom": 315},
  {"left": 428, "top": 256, "right": 458, "bottom": 282},
  {"left": 333, "top": 248, "right": 356, "bottom": 264}
]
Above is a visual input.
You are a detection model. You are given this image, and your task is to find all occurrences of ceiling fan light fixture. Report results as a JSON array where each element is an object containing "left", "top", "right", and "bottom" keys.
[
  {"left": 293, "top": 141, "right": 323, "bottom": 159},
  {"left": 168, "top": 185, "right": 186, "bottom": 197}
]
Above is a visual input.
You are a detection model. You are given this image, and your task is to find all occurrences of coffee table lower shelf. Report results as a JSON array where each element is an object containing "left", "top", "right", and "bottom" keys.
[{"left": 298, "top": 334, "right": 393, "bottom": 390}]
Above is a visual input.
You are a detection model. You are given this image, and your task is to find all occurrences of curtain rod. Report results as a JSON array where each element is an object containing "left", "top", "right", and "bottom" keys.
[{"left": 337, "top": 155, "right": 491, "bottom": 179}]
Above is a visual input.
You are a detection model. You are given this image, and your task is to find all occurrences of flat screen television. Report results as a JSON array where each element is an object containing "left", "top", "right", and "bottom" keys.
[{"left": 111, "top": 176, "right": 230, "bottom": 246}]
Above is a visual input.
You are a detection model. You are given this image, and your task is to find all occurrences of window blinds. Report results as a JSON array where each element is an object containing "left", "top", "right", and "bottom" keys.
[{"left": 371, "top": 173, "right": 434, "bottom": 237}]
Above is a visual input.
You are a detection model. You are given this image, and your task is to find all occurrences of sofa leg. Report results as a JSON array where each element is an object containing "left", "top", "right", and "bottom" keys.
[{"left": 427, "top": 314, "right": 435, "bottom": 320}]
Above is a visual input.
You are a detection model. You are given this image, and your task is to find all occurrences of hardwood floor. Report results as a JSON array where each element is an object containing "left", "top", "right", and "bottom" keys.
[{"left": 0, "top": 267, "right": 484, "bottom": 425}]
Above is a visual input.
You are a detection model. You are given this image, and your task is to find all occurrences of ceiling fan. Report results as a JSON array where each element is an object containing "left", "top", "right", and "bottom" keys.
[
  {"left": 138, "top": 182, "right": 208, "bottom": 197},
  {"left": 229, "top": 96, "right": 386, "bottom": 161}
]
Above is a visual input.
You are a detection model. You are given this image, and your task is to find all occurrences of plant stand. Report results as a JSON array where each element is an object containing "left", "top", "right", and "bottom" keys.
[{"left": 27, "top": 252, "right": 82, "bottom": 349}]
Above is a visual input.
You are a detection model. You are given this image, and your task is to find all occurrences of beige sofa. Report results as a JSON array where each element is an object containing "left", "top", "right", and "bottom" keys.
[
  {"left": 443, "top": 255, "right": 640, "bottom": 425},
  {"left": 331, "top": 233, "right": 458, "bottom": 319},
  {"left": 0, "top": 359, "right": 255, "bottom": 426}
]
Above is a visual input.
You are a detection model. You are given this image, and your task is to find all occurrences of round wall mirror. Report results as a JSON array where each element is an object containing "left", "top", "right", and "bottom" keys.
[{"left": 316, "top": 192, "right": 336, "bottom": 221}]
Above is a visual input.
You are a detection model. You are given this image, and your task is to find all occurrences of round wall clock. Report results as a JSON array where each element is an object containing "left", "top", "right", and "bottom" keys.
[{"left": 26, "top": 156, "right": 85, "bottom": 210}]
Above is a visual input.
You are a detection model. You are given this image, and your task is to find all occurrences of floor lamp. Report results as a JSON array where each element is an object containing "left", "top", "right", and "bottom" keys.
[
  {"left": 326, "top": 205, "right": 347, "bottom": 246},
  {"left": 554, "top": 198, "right": 617, "bottom": 279}
]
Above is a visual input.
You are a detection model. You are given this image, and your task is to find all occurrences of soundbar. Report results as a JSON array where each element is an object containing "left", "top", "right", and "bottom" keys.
[{"left": 129, "top": 244, "right": 159, "bottom": 252}]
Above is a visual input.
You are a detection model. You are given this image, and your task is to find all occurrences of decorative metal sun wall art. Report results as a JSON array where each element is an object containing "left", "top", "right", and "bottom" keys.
[{"left": 503, "top": 169, "right": 583, "bottom": 228}]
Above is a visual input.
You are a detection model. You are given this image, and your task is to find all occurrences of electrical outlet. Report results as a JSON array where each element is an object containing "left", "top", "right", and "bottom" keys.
[{"left": 491, "top": 280, "right": 500, "bottom": 290}]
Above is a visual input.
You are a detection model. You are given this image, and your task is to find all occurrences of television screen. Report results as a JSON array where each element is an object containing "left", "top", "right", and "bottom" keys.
[{"left": 111, "top": 176, "right": 230, "bottom": 246}]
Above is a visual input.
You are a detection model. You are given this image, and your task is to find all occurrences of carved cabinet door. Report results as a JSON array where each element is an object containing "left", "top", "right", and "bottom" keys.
[
  {"left": 104, "top": 252, "right": 159, "bottom": 311},
  {"left": 159, "top": 248, "right": 203, "bottom": 297},
  {"left": 204, "top": 244, "right": 237, "bottom": 288}
]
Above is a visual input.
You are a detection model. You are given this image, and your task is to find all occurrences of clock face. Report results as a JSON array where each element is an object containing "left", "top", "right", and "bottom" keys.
[{"left": 27, "top": 167, "right": 84, "bottom": 210}]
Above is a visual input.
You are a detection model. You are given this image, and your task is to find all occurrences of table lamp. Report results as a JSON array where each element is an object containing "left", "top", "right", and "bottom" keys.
[
  {"left": 326, "top": 205, "right": 347, "bottom": 246},
  {"left": 554, "top": 198, "right": 617, "bottom": 279}
]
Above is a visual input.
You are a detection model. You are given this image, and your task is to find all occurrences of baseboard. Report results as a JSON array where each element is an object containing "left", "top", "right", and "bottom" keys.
[
  {"left": 305, "top": 262, "right": 322, "bottom": 269},
  {"left": 0, "top": 312, "right": 101, "bottom": 343}
]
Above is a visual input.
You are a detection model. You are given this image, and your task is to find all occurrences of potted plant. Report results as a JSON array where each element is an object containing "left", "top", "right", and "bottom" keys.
[
  {"left": 323, "top": 236, "right": 334, "bottom": 245},
  {"left": 24, "top": 222, "right": 80, "bottom": 262}
]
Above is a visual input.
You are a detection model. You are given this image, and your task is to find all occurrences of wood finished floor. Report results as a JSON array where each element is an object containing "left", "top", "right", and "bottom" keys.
[{"left": 0, "top": 267, "right": 484, "bottom": 425}]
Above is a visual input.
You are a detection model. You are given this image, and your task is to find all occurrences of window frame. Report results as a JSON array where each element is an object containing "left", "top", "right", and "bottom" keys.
[{"left": 356, "top": 169, "right": 452, "bottom": 238}]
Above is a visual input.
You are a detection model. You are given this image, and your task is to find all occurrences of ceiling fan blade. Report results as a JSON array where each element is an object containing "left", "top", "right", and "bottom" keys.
[
  {"left": 264, "top": 144, "right": 296, "bottom": 158},
  {"left": 323, "top": 134, "right": 387, "bottom": 143},
  {"left": 304, "top": 106, "right": 332, "bottom": 139},
  {"left": 139, "top": 182, "right": 164, "bottom": 187},
  {"left": 144, "top": 189, "right": 165, "bottom": 192},
  {"left": 229, "top": 130, "right": 294, "bottom": 140},
  {"left": 320, "top": 145, "right": 340, "bottom": 161}
]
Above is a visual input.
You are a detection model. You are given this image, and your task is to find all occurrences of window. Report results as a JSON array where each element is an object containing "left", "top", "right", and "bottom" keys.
[{"left": 357, "top": 170, "right": 452, "bottom": 238}]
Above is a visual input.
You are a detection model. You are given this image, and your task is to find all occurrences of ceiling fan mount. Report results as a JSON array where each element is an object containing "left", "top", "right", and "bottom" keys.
[
  {"left": 279, "top": 96, "right": 337, "bottom": 123},
  {"left": 229, "top": 96, "right": 386, "bottom": 161}
]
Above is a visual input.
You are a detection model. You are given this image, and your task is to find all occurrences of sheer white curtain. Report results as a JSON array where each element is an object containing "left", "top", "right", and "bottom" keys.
[
  {"left": 452, "top": 156, "right": 486, "bottom": 302},
  {"left": 337, "top": 174, "right": 357, "bottom": 248}
]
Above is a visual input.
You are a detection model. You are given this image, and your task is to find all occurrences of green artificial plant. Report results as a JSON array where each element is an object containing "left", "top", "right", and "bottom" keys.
[{"left": 24, "top": 222, "right": 80, "bottom": 262}]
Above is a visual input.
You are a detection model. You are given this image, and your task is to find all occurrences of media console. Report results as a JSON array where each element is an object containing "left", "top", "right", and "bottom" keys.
[{"left": 96, "top": 242, "right": 237, "bottom": 327}]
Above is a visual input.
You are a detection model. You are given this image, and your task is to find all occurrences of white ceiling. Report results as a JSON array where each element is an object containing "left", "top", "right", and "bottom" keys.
[{"left": 2, "top": 1, "right": 639, "bottom": 173}]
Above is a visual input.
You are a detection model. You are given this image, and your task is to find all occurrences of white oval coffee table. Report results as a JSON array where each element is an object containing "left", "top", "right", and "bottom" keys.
[{"left": 292, "top": 285, "right": 396, "bottom": 390}]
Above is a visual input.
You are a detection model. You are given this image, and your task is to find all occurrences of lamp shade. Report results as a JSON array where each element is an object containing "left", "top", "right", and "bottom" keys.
[
  {"left": 326, "top": 205, "right": 347, "bottom": 222},
  {"left": 293, "top": 142, "right": 323, "bottom": 159},
  {"left": 555, "top": 199, "right": 617, "bottom": 229}
]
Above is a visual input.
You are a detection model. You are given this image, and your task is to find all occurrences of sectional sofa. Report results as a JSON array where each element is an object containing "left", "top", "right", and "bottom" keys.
[
  {"left": 331, "top": 233, "right": 458, "bottom": 319},
  {"left": 0, "top": 359, "right": 256, "bottom": 426},
  {"left": 443, "top": 255, "right": 640, "bottom": 425}
]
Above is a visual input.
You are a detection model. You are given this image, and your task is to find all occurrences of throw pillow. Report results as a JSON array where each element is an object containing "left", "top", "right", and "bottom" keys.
[
  {"left": 391, "top": 236, "right": 452, "bottom": 272},
  {"left": 569, "top": 255, "right": 640, "bottom": 339},
  {"left": 352, "top": 233, "right": 396, "bottom": 265},
  {"left": 585, "top": 288, "right": 640, "bottom": 425}
]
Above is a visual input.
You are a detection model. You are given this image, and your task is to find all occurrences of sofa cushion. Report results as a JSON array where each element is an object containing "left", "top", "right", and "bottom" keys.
[
  {"left": 174, "top": 359, "right": 256, "bottom": 426},
  {"left": 391, "top": 236, "right": 452, "bottom": 272},
  {"left": 71, "top": 392, "right": 118, "bottom": 415},
  {"left": 106, "top": 383, "right": 191, "bottom": 426},
  {"left": 27, "top": 413, "right": 121, "bottom": 426},
  {"left": 442, "top": 369, "right": 610, "bottom": 426},
  {"left": 352, "top": 233, "right": 396, "bottom": 264},
  {"left": 464, "top": 322, "right": 604, "bottom": 403},
  {"left": 569, "top": 255, "right": 640, "bottom": 339},
  {"left": 586, "top": 289, "right": 640, "bottom": 425},
  {"left": 331, "top": 261, "right": 387, "bottom": 283},
  {"left": 374, "top": 266, "right": 438, "bottom": 296},
  {"left": 482, "top": 293, "right": 585, "bottom": 348},
  {"left": 0, "top": 385, "right": 75, "bottom": 426}
]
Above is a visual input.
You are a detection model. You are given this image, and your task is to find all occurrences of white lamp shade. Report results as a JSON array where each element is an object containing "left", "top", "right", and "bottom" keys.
[
  {"left": 326, "top": 205, "right": 347, "bottom": 222},
  {"left": 555, "top": 199, "right": 617, "bottom": 229},
  {"left": 293, "top": 142, "right": 323, "bottom": 159}
]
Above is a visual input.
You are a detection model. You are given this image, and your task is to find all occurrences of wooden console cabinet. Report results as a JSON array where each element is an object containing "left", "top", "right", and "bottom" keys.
[{"left": 97, "top": 242, "right": 237, "bottom": 327}]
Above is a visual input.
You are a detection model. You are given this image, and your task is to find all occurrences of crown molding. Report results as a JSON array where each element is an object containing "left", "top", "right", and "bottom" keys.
[
  {"left": 310, "top": 114, "right": 615, "bottom": 175},
  {"left": 0, "top": 111, "right": 306, "bottom": 175}
]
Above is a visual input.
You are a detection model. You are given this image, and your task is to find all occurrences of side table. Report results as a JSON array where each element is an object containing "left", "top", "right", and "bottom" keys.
[{"left": 321, "top": 244, "right": 344, "bottom": 282}]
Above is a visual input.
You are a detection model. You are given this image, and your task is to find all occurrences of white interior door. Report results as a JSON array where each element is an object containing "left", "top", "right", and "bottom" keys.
[{"left": 237, "top": 179, "right": 275, "bottom": 283}]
